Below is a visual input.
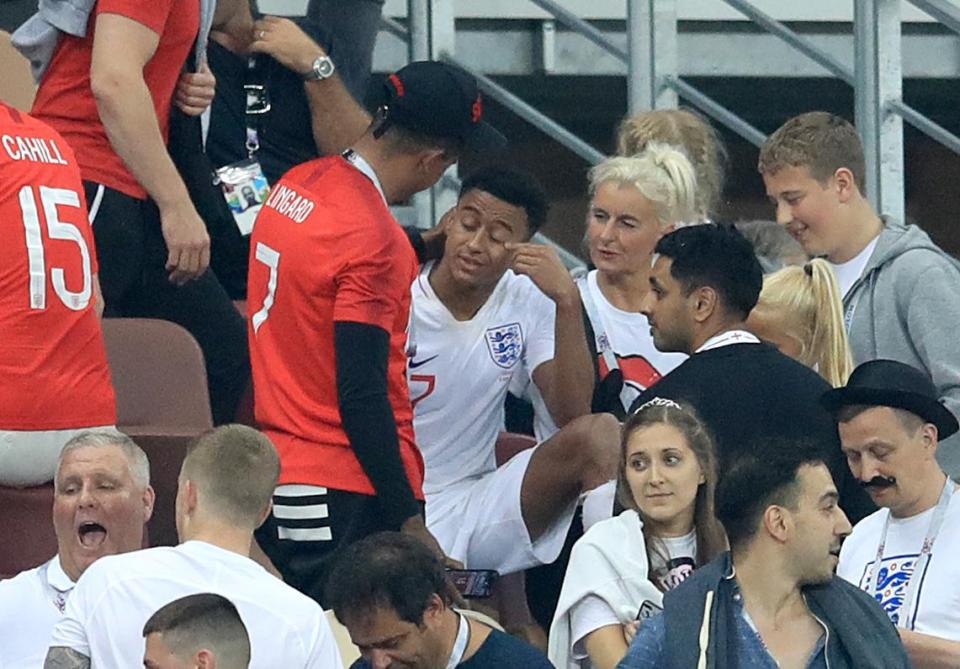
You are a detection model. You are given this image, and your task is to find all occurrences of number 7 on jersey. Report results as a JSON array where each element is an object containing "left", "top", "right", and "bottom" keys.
[{"left": 252, "top": 242, "right": 280, "bottom": 334}]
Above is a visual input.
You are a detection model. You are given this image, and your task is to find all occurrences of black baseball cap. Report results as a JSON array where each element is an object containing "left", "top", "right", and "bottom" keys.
[
  {"left": 821, "top": 359, "right": 959, "bottom": 439},
  {"left": 374, "top": 60, "right": 506, "bottom": 153}
]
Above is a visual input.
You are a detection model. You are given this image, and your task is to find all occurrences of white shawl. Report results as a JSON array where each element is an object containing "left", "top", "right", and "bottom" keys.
[{"left": 548, "top": 510, "right": 663, "bottom": 669}]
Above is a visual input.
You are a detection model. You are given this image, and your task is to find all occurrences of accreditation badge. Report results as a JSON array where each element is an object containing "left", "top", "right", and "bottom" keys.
[{"left": 214, "top": 159, "right": 271, "bottom": 236}]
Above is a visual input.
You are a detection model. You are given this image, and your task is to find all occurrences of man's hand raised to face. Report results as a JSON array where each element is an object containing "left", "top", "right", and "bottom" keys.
[{"left": 507, "top": 242, "right": 579, "bottom": 307}]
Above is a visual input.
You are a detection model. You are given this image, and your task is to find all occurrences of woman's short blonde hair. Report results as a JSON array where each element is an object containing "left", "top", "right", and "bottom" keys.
[
  {"left": 752, "top": 259, "right": 854, "bottom": 387},
  {"left": 616, "top": 108, "right": 726, "bottom": 218},
  {"left": 588, "top": 142, "right": 700, "bottom": 227}
]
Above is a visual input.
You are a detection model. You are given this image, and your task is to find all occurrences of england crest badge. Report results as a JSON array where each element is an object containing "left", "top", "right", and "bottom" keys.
[{"left": 485, "top": 323, "right": 523, "bottom": 369}]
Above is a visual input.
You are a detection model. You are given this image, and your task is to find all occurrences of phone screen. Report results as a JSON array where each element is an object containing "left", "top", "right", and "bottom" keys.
[{"left": 446, "top": 569, "right": 499, "bottom": 599}]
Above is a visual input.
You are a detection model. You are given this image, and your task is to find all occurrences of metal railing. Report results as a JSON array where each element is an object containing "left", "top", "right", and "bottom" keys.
[
  {"left": 720, "top": 0, "right": 959, "bottom": 221},
  {"left": 386, "top": 1, "right": 959, "bottom": 237}
]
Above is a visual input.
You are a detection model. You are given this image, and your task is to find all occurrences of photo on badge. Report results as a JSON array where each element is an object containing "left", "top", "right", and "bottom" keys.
[{"left": 216, "top": 159, "right": 271, "bottom": 236}]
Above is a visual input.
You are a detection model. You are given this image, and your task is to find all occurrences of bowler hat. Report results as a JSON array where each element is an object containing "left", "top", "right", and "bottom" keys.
[{"left": 821, "top": 359, "right": 959, "bottom": 439}]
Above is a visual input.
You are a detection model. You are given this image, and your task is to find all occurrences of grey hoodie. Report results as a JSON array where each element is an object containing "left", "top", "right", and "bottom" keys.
[{"left": 845, "top": 217, "right": 960, "bottom": 477}]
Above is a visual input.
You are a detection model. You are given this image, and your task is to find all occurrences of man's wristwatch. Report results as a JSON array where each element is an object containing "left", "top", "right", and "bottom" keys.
[{"left": 304, "top": 54, "right": 335, "bottom": 81}]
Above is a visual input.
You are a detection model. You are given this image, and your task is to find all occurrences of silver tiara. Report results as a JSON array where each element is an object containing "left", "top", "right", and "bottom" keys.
[{"left": 635, "top": 397, "right": 682, "bottom": 412}]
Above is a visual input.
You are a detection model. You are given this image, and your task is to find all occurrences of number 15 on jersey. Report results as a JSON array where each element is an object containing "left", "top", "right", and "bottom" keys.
[{"left": 18, "top": 185, "right": 92, "bottom": 311}]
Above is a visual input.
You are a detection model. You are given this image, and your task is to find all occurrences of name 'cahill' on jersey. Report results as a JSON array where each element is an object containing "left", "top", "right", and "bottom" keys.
[
  {"left": 0, "top": 103, "right": 115, "bottom": 431},
  {"left": 409, "top": 263, "right": 556, "bottom": 497}
]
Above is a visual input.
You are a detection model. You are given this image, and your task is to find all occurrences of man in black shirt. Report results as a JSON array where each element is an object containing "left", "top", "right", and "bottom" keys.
[
  {"left": 199, "top": 3, "right": 372, "bottom": 297},
  {"left": 632, "top": 224, "right": 874, "bottom": 522},
  {"left": 328, "top": 533, "right": 553, "bottom": 669}
]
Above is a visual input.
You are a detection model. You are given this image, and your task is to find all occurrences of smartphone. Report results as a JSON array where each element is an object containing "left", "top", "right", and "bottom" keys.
[
  {"left": 446, "top": 568, "right": 499, "bottom": 599},
  {"left": 636, "top": 600, "right": 663, "bottom": 621}
]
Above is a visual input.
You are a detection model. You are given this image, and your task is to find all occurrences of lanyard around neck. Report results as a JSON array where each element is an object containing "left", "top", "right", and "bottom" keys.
[
  {"left": 868, "top": 478, "right": 954, "bottom": 629},
  {"left": 342, "top": 149, "right": 387, "bottom": 205},
  {"left": 445, "top": 613, "right": 470, "bottom": 669},
  {"left": 695, "top": 329, "right": 759, "bottom": 353}
]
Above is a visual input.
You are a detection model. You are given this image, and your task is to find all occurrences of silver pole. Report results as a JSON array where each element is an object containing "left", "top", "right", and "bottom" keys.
[
  {"left": 628, "top": 0, "right": 653, "bottom": 112},
  {"left": 407, "top": 0, "right": 429, "bottom": 61},
  {"left": 626, "top": 0, "right": 648, "bottom": 113},
  {"left": 625, "top": 0, "right": 678, "bottom": 113},
  {"left": 407, "top": 0, "right": 432, "bottom": 228},
  {"left": 854, "top": 0, "right": 905, "bottom": 221}
]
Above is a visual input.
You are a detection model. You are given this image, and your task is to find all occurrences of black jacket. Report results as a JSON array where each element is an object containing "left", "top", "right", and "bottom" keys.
[{"left": 630, "top": 342, "right": 874, "bottom": 523}]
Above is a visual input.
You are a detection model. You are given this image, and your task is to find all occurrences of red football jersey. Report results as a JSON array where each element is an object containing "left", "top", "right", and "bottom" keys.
[
  {"left": 248, "top": 156, "right": 424, "bottom": 498},
  {"left": 31, "top": 0, "right": 200, "bottom": 199},
  {"left": 0, "top": 103, "right": 116, "bottom": 430}
]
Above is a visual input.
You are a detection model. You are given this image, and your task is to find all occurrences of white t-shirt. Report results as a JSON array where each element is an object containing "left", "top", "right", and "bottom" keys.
[
  {"left": 530, "top": 270, "right": 686, "bottom": 441},
  {"left": 648, "top": 531, "right": 698, "bottom": 592},
  {"left": 0, "top": 556, "right": 74, "bottom": 669},
  {"left": 830, "top": 235, "right": 879, "bottom": 298},
  {"left": 837, "top": 489, "right": 960, "bottom": 639},
  {"left": 409, "top": 263, "right": 556, "bottom": 497},
  {"left": 49, "top": 541, "right": 342, "bottom": 668},
  {"left": 567, "top": 529, "right": 696, "bottom": 663}
]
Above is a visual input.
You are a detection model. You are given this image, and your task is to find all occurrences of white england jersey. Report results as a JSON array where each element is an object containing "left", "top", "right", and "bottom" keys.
[
  {"left": 0, "top": 556, "right": 75, "bottom": 669},
  {"left": 409, "top": 263, "right": 556, "bottom": 497},
  {"left": 838, "top": 490, "right": 960, "bottom": 639},
  {"left": 49, "top": 541, "right": 342, "bottom": 668}
]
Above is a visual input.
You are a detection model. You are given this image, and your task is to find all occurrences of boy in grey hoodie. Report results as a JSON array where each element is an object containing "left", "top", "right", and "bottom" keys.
[{"left": 758, "top": 111, "right": 960, "bottom": 478}]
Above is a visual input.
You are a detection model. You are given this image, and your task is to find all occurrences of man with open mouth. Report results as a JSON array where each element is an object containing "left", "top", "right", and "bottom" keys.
[
  {"left": 0, "top": 430, "right": 154, "bottom": 668},
  {"left": 43, "top": 424, "right": 342, "bottom": 668},
  {"left": 825, "top": 359, "right": 960, "bottom": 668}
]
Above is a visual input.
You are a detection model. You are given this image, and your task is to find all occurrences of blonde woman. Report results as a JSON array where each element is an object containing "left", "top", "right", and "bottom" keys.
[
  {"left": 746, "top": 258, "right": 854, "bottom": 387},
  {"left": 529, "top": 143, "right": 700, "bottom": 444},
  {"left": 616, "top": 108, "right": 726, "bottom": 220}
]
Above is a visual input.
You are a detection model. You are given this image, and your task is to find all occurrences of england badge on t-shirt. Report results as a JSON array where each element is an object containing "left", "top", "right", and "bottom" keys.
[
  {"left": 485, "top": 323, "right": 523, "bottom": 368},
  {"left": 862, "top": 553, "right": 926, "bottom": 626}
]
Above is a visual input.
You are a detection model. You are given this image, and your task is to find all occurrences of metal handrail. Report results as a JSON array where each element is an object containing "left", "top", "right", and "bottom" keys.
[
  {"left": 888, "top": 100, "right": 960, "bottom": 154},
  {"left": 445, "top": 55, "right": 606, "bottom": 165},
  {"left": 907, "top": 0, "right": 960, "bottom": 36},
  {"left": 721, "top": 0, "right": 960, "bottom": 156},
  {"left": 722, "top": 0, "right": 854, "bottom": 84},
  {"left": 525, "top": 0, "right": 628, "bottom": 63},
  {"left": 666, "top": 77, "right": 768, "bottom": 148},
  {"left": 380, "top": 16, "right": 409, "bottom": 40}
]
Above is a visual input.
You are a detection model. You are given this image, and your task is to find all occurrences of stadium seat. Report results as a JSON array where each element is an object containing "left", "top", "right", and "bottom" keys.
[
  {"left": 0, "top": 484, "right": 56, "bottom": 577},
  {"left": 101, "top": 318, "right": 213, "bottom": 432},
  {"left": 494, "top": 432, "right": 537, "bottom": 467},
  {"left": 133, "top": 433, "right": 197, "bottom": 548}
]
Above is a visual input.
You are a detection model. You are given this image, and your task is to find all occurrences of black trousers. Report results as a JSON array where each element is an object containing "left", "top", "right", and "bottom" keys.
[
  {"left": 84, "top": 181, "right": 250, "bottom": 424},
  {"left": 256, "top": 486, "right": 419, "bottom": 607}
]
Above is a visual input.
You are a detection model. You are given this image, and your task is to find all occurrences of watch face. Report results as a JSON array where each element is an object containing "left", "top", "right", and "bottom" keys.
[{"left": 314, "top": 57, "right": 335, "bottom": 78}]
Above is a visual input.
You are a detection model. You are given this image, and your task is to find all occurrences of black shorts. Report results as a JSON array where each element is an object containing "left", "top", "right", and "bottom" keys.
[{"left": 255, "top": 485, "right": 423, "bottom": 607}]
